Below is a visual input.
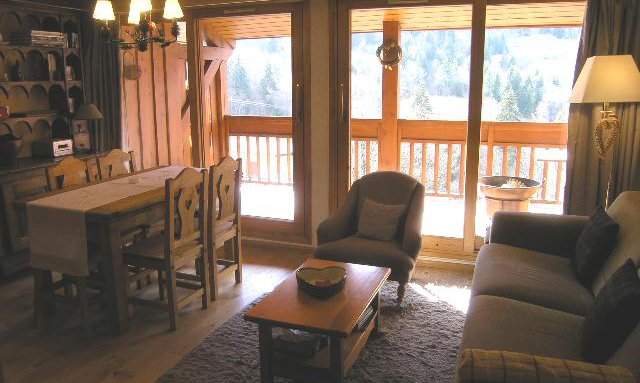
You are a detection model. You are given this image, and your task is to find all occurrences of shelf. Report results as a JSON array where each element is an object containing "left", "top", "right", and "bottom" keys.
[
  {"left": 0, "top": 81, "right": 65, "bottom": 88},
  {"left": 0, "top": 112, "right": 66, "bottom": 124},
  {"left": 0, "top": 44, "right": 66, "bottom": 53}
]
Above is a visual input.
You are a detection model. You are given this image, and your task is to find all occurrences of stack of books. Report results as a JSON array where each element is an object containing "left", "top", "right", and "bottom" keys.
[
  {"left": 12, "top": 31, "right": 65, "bottom": 47},
  {"left": 272, "top": 328, "right": 328, "bottom": 358}
]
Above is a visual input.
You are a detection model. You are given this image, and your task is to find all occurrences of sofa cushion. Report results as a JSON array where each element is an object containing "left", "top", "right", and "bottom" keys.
[
  {"left": 582, "top": 259, "right": 640, "bottom": 364},
  {"left": 357, "top": 198, "right": 405, "bottom": 241},
  {"left": 573, "top": 205, "right": 620, "bottom": 287},
  {"left": 593, "top": 191, "right": 640, "bottom": 295},
  {"left": 313, "top": 236, "right": 415, "bottom": 276},
  {"left": 472, "top": 244, "right": 594, "bottom": 316},
  {"left": 461, "top": 295, "right": 584, "bottom": 361},
  {"left": 457, "top": 349, "right": 637, "bottom": 383}
]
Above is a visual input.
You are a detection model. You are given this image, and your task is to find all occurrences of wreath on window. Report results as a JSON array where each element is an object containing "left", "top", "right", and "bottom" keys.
[{"left": 376, "top": 41, "right": 403, "bottom": 70}]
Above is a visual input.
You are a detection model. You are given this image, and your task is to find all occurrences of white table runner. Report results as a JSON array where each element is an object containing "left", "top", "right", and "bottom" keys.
[{"left": 28, "top": 166, "right": 187, "bottom": 276}]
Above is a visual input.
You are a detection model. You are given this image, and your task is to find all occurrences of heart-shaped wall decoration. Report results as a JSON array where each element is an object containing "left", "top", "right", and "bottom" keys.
[{"left": 593, "top": 115, "right": 621, "bottom": 158}]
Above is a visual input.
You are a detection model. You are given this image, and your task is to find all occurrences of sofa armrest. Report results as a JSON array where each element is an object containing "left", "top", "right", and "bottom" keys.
[
  {"left": 489, "top": 212, "right": 588, "bottom": 258},
  {"left": 317, "top": 183, "right": 359, "bottom": 245},
  {"left": 457, "top": 349, "right": 636, "bottom": 383}
]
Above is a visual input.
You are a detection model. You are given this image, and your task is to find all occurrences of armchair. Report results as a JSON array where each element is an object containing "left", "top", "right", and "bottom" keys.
[{"left": 314, "top": 171, "right": 425, "bottom": 302}]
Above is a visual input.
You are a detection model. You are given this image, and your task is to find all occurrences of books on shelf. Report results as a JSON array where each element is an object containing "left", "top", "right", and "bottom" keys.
[
  {"left": 354, "top": 304, "right": 376, "bottom": 332},
  {"left": 272, "top": 328, "right": 328, "bottom": 358},
  {"left": 11, "top": 31, "right": 65, "bottom": 47}
]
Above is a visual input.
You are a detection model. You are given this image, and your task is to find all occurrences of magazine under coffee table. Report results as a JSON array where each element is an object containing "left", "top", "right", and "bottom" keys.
[{"left": 244, "top": 258, "right": 391, "bottom": 383}]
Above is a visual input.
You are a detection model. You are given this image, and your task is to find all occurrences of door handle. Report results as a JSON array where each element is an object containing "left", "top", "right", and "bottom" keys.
[{"left": 296, "top": 83, "right": 303, "bottom": 124}]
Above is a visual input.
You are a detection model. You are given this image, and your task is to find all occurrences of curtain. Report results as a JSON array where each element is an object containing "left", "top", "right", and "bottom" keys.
[
  {"left": 80, "top": 14, "right": 122, "bottom": 152},
  {"left": 564, "top": 0, "right": 640, "bottom": 215}
]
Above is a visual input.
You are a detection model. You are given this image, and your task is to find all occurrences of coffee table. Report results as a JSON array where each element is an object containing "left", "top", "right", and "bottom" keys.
[{"left": 244, "top": 258, "right": 390, "bottom": 383}]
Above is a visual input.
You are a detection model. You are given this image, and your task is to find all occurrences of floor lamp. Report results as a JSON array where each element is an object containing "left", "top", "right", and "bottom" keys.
[{"left": 569, "top": 55, "right": 640, "bottom": 207}]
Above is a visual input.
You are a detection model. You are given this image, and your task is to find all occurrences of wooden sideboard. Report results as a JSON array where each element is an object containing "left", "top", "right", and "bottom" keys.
[{"left": 0, "top": 155, "right": 98, "bottom": 275}]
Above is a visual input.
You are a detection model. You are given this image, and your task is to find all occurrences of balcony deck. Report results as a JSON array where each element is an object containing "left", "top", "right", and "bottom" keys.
[{"left": 240, "top": 183, "right": 562, "bottom": 239}]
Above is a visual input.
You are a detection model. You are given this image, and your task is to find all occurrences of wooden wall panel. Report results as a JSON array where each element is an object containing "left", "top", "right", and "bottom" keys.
[{"left": 120, "top": 23, "right": 192, "bottom": 169}]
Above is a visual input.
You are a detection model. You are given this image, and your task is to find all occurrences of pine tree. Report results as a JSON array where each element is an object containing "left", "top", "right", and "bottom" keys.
[
  {"left": 413, "top": 85, "right": 433, "bottom": 119},
  {"left": 497, "top": 86, "right": 520, "bottom": 122},
  {"left": 491, "top": 75, "right": 502, "bottom": 101},
  {"left": 229, "top": 63, "right": 252, "bottom": 114},
  {"left": 259, "top": 63, "right": 279, "bottom": 115}
]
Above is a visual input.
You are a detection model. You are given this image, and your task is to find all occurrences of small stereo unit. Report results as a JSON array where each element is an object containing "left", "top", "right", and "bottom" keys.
[{"left": 32, "top": 139, "right": 74, "bottom": 158}]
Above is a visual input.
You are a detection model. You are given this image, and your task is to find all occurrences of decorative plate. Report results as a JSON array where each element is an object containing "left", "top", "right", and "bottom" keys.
[{"left": 296, "top": 266, "right": 347, "bottom": 299}]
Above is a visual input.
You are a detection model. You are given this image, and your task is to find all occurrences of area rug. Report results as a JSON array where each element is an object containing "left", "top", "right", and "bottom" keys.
[{"left": 158, "top": 282, "right": 467, "bottom": 383}]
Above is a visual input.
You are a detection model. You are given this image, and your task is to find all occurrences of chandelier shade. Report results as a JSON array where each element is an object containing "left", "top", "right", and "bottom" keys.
[
  {"left": 93, "top": 0, "right": 115, "bottom": 21},
  {"left": 93, "top": 0, "right": 184, "bottom": 52},
  {"left": 163, "top": 0, "right": 184, "bottom": 19}
]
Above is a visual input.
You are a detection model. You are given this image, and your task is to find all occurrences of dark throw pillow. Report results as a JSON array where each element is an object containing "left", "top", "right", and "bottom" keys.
[
  {"left": 582, "top": 259, "right": 640, "bottom": 364},
  {"left": 357, "top": 198, "right": 405, "bottom": 241},
  {"left": 573, "top": 205, "right": 619, "bottom": 286}
]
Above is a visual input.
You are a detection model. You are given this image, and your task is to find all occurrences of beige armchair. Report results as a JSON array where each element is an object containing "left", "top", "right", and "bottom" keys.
[{"left": 314, "top": 171, "right": 425, "bottom": 302}]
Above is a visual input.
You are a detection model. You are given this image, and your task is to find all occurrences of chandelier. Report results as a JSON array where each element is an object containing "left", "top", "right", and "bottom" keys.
[{"left": 92, "top": 0, "right": 184, "bottom": 52}]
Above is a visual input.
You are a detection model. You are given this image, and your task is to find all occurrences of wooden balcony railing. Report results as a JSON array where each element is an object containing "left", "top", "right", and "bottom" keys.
[
  {"left": 227, "top": 116, "right": 293, "bottom": 185},
  {"left": 351, "top": 119, "right": 568, "bottom": 204},
  {"left": 226, "top": 116, "right": 567, "bottom": 204}
]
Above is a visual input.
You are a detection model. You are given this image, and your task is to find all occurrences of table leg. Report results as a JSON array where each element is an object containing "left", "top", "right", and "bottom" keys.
[
  {"left": 99, "top": 222, "right": 129, "bottom": 334},
  {"left": 329, "top": 335, "right": 344, "bottom": 383},
  {"left": 258, "top": 323, "right": 274, "bottom": 383},
  {"left": 33, "top": 268, "right": 54, "bottom": 327},
  {"left": 374, "top": 292, "right": 381, "bottom": 336}
]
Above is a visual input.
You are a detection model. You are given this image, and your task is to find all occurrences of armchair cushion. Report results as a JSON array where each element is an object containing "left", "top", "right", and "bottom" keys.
[
  {"left": 357, "top": 198, "right": 405, "bottom": 241},
  {"left": 457, "top": 349, "right": 636, "bottom": 383},
  {"left": 573, "top": 205, "right": 620, "bottom": 287},
  {"left": 313, "top": 236, "right": 415, "bottom": 280}
]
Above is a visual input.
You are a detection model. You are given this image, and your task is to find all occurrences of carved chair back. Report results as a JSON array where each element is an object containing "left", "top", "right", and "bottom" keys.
[
  {"left": 45, "top": 156, "right": 91, "bottom": 191},
  {"left": 165, "top": 168, "right": 208, "bottom": 262},
  {"left": 209, "top": 157, "right": 242, "bottom": 232},
  {"left": 97, "top": 150, "right": 135, "bottom": 180}
]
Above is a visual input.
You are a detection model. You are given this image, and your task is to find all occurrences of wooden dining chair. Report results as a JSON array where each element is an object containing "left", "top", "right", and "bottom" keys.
[
  {"left": 36, "top": 156, "right": 97, "bottom": 337},
  {"left": 208, "top": 157, "right": 243, "bottom": 300},
  {"left": 122, "top": 167, "right": 210, "bottom": 331},
  {"left": 96, "top": 149, "right": 136, "bottom": 180},
  {"left": 44, "top": 156, "right": 91, "bottom": 191}
]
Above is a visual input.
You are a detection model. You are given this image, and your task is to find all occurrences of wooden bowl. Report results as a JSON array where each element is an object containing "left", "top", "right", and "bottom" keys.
[{"left": 296, "top": 266, "right": 346, "bottom": 299}]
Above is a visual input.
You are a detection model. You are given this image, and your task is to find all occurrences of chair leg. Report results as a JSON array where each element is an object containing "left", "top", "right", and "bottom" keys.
[
  {"left": 77, "top": 277, "right": 92, "bottom": 339},
  {"left": 397, "top": 282, "right": 406, "bottom": 304},
  {"left": 166, "top": 267, "right": 178, "bottom": 331},
  {"left": 208, "top": 247, "right": 219, "bottom": 302},
  {"left": 200, "top": 253, "right": 210, "bottom": 309},
  {"left": 233, "top": 236, "right": 242, "bottom": 284}
]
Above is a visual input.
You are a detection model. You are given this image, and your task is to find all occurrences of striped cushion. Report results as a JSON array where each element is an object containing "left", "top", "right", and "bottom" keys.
[{"left": 457, "top": 349, "right": 636, "bottom": 383}]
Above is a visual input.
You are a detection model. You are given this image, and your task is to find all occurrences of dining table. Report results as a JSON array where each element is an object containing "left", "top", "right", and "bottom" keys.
[{"left": 24, "top": 165, "right": 194, "bottom": 334}]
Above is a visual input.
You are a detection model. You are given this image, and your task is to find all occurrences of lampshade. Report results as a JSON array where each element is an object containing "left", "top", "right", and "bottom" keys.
[
  {"left": 128, "top": 3, "right": 141, "bottom": 25},
  {"left": 74, "top": 103, "right": 104, "bottom": 121},
  {"left": 93, "top": 0, "right": 115, "bottom": 21},
  {"left": 570, "top": 55, "right": 640, "bottom": 104},
  {"left": 135, "top": 0, "right": 153, "bottom": 12},
  {"left": 163, "top": 0, "right": 183, "bottom": 19}
]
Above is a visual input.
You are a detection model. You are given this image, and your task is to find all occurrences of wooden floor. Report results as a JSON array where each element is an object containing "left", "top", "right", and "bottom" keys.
[
  {"left": 0, "top": 243, "right": 473, "bottom": 383},
  {"left": 0, "top": 243, "right": 310, "bottom": 383}
]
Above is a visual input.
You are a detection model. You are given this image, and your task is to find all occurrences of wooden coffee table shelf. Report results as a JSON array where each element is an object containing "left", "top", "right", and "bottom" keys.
[{"left": 245, "top": 258, "right": 390, "bottom": 383}]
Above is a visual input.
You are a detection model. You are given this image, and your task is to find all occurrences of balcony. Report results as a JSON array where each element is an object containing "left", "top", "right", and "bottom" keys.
[{"left": 228, "top": 116, "right": 566, "bottom": 237}]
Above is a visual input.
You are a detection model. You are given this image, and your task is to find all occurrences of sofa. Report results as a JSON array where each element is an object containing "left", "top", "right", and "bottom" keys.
[{"left": 457, "top": 191, "right": 640, "bottom": 381}]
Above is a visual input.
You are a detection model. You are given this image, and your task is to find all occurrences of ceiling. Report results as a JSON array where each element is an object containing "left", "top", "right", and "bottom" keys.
[{"left": 352, "top": 2, "right": 586, "bottom": 32}]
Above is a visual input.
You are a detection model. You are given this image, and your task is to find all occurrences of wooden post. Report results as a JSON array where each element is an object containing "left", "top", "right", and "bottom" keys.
[
  {"left": 463, "top": 0, "right": 487, "bottom": 253},
  {"left": 186, "top": 16, "right": 205, "bottom": 167},
  {"left": 379, "top": 20, "right": 401, "bottom": 171}
]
